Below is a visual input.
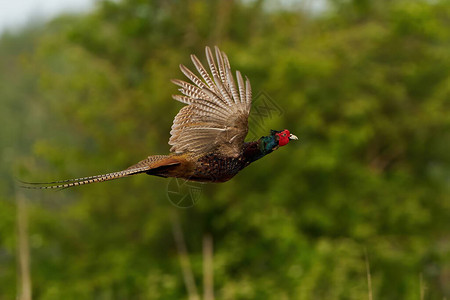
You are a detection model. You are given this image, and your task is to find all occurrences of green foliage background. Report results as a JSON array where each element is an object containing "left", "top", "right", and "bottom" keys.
[{"left": 1, "top": 0, "right": 449, "bottom": 298}]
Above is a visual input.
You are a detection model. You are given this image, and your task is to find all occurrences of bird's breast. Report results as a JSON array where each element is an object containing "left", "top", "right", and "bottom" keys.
[{"left": 191, "top": 153, "right": 248, "bottom": 182}]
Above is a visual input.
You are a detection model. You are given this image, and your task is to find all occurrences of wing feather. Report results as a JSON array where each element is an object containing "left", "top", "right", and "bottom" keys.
[
  {"left": 224, "top": 54, "right": 240, "bottom": 104},
  {"left": 205, "top": 47, "right": 220, "bottom": 86},
  {"left": 236, "top": 71, "right": 246, "bottom": 105},
  {"left": 169, "top": 46, "right": 252, "bottom": 157},
  {"left": 172, "top": 95, "right": 230, "bottom": 120},
  {"left": 191, "top": 54, "right": 217, "bottom": 92},
  {"left": 214, "top": 46, "right": 228, "bottom": 91},
  {"left": 179, "top": 64, "right": 206, "bottom": 89},
  {"left": 245, "top": 76, "right": 252, "bottom": 109}
]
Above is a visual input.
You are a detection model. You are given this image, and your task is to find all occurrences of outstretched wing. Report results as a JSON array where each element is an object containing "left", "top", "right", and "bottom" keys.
[{"left": 169, "top": 46, "right": 252, "bottom": 157}]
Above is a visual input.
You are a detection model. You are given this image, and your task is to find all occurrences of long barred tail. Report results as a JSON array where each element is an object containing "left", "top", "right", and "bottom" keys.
[{"left": 20, "top": 166, "right": 150, "bottom": 190}]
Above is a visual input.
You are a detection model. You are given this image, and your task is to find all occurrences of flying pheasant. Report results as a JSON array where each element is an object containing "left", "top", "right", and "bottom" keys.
[{"left": 24, "top": 46, "right": 297, "bottom": 189}]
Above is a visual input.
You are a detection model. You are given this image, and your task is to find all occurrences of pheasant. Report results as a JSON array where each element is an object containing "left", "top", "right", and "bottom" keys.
[{"left": 24, "top": 46, "right": 297, "bottom": 189}]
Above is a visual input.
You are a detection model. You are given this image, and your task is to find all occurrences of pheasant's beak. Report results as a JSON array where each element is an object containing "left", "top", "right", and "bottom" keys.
[{"left": 289, "top": 134, "right": 298, "bottom": 141}]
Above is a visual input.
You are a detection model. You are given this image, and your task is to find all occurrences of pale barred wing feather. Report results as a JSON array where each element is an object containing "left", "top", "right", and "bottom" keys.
[{"left": 169, "top": 46, "right": 252, "bottom": 156}]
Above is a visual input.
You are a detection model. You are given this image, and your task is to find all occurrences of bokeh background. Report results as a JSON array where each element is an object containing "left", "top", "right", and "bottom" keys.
[{"left": 1, "top": 0, "right": 449, "bottom": 299}]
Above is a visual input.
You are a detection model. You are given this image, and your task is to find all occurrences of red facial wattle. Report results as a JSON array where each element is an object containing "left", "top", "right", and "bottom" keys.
[{"left": 276, "top": 129, "right": 290, "bottom": 146}]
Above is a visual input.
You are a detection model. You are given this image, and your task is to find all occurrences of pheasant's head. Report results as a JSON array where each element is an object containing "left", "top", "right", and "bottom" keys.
[
  {"left": 272, "top": 129, "right": 298, "bottom": 147},
  {"left": 260, "top": 129, "right": 298, "bottom": 153}
]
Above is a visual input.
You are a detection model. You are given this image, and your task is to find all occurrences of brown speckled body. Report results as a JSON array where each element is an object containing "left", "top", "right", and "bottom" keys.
[
  {"left": 192, "top": 153, "right": 248, "bottom": 182},
  {"left": 146, "top": 141, "right": 262, "bottom": 182}
]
